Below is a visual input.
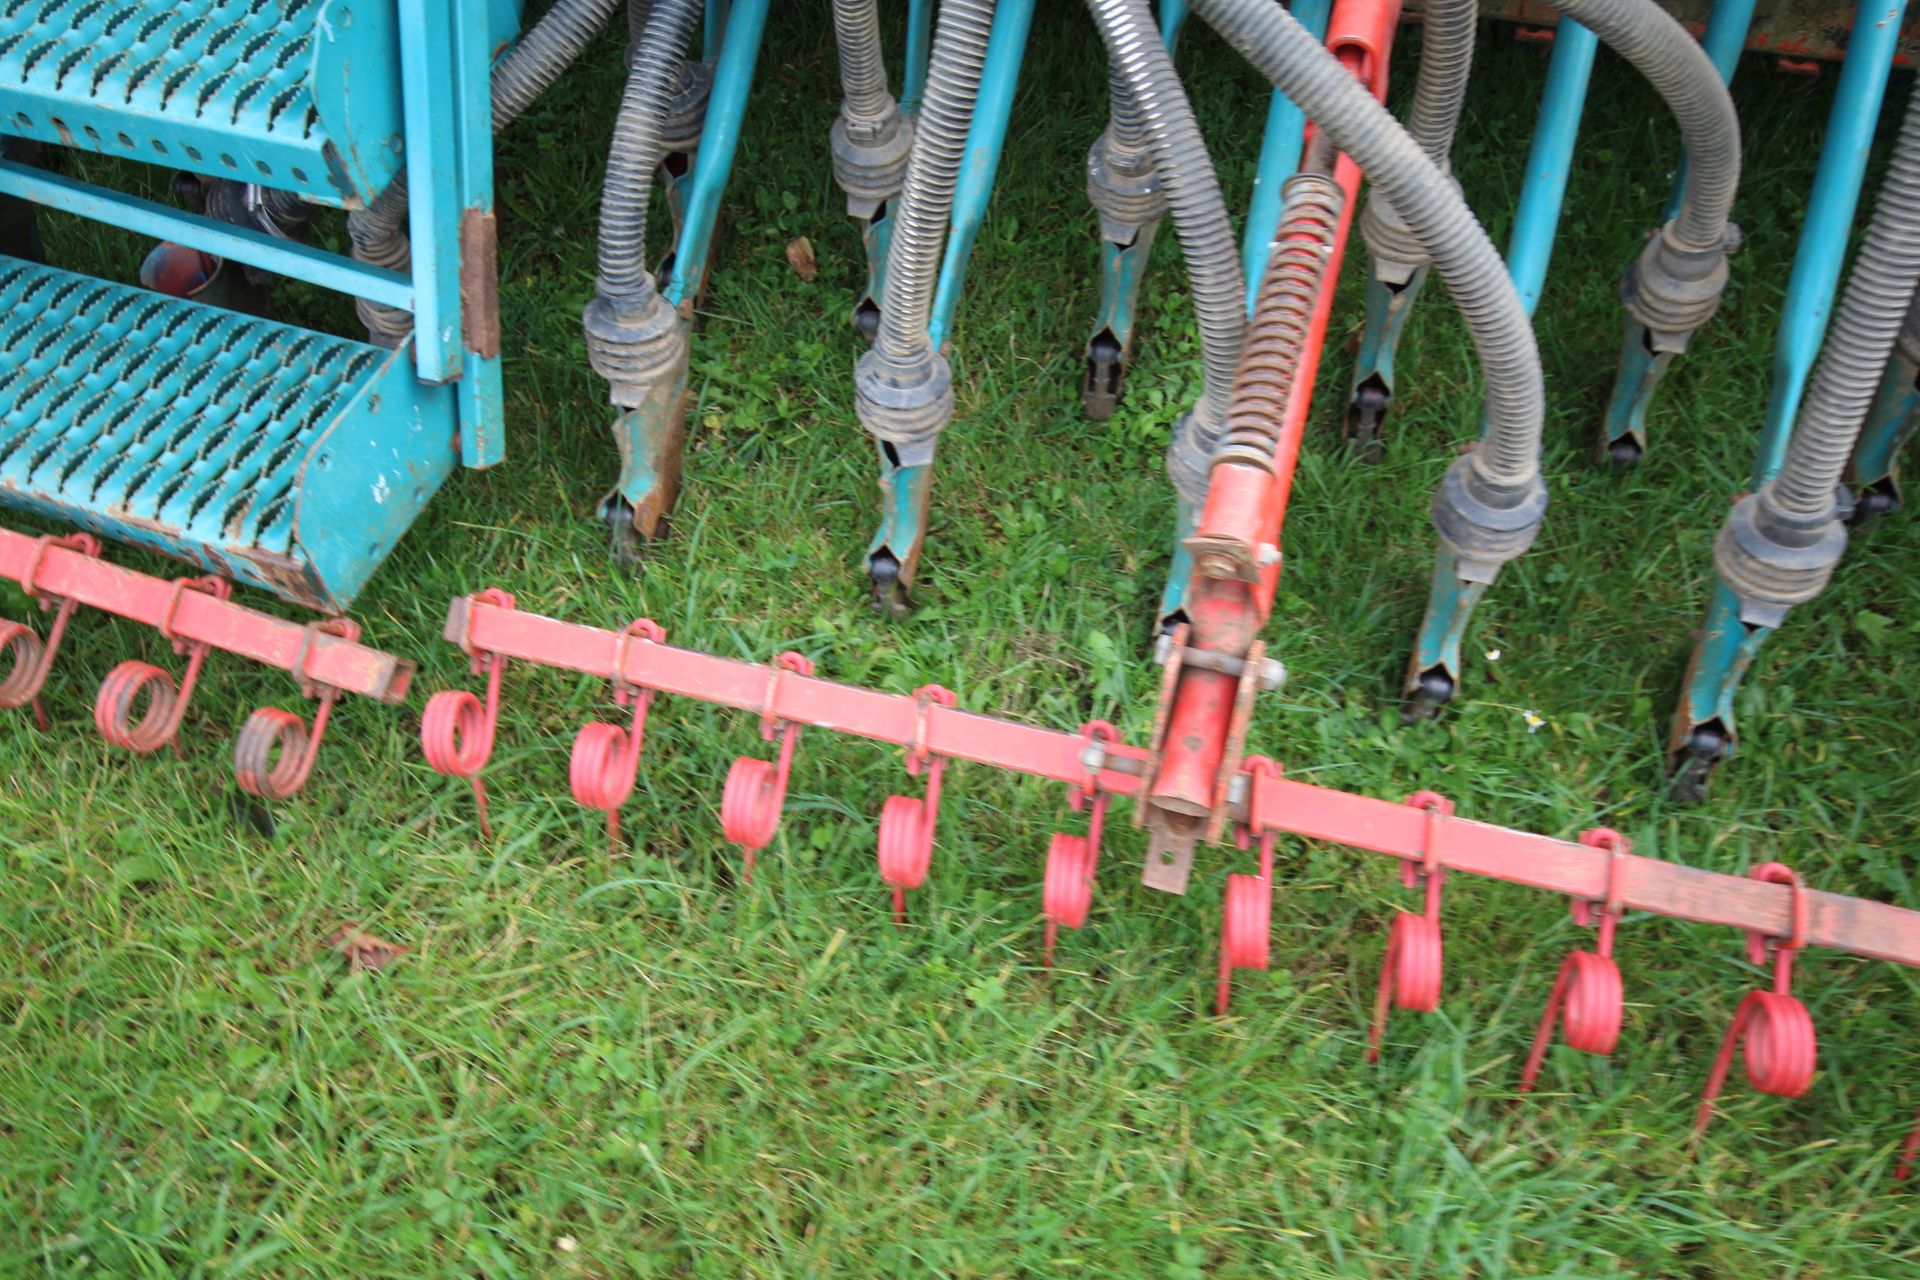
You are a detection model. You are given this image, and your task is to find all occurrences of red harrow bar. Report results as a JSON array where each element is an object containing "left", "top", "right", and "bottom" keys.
[
  {"left": 0, "top": 524, "right": 413, "bottom": 799},
  {"left": 421, "top": 587, "right": 1920, "bottom": 1146}
]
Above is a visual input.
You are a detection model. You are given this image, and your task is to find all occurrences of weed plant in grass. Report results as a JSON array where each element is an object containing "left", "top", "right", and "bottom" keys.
[{"left": 2, "top": 7, "right": 1918, "bottom": 1277}]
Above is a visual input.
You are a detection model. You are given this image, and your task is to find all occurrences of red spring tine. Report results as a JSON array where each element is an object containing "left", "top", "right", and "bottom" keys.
[
  {"left": 0, "top": 534, "right": 101, "bottom": 730},
  {"left": 1695, "top": 862, "right": 1818, "bottom": 1134},
  {"left": 1216, "top": 754, "right": 1281, "bottom": 1015},
  {"left": 421, "top": 588, "right": 518, "bottom": 839},
  {"left": 570, "top": 618, "right": 666, "bottom": 856},
  {"left": 1897, "top": 1106, "right": 1920, "bottom": 1181},
  {"left": 1042, "top": 720, "right": 1118, "bottom": 967},
  {"left": 92, "top": 574, "right": 231, "bottom": 758},
  {"left": 1368, "top": 791, "right": 1452, "bottom": 1062},
  {"left": 877, "top": 684, "right": 957, "bottom": 925},
  {"left": 720, "top": 651, "right": 815, "bottom": 879},
  {"left": 1519, "top": 828, "right": 1630, "bottom": 1092},
  {"left": 232, "top": 618, "right": 361, "bottom": 802}
]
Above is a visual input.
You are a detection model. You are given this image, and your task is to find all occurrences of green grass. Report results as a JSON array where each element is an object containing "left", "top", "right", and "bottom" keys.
[{"left": 5, "top": 8, "right": 1920, "bottom": 1276}]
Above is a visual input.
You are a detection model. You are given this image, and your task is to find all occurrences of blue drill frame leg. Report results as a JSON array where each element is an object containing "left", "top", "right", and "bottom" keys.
[
  {"left": 1847, "top": 328, "right": 1920, "bottom": 518},
  {"left": 865, "top": 0, "right": 1033, "bottom": 611},
  {"left": 1598, "top": 0, "right": 1752, "bottom": 466},
  {"left": 604, "top": 0, "right": 763, "bottom": 557},
  {"left": 1082, "top": 227, "right": 1160, "bottom": 421},
  {"left": 1400, "top": 22, "right": 1593, "bottom": 713},
  {"left": 1750, "top": 0, "right": 1907, "bottom": 489},
  {"left": 1662, "top": 0, "right": 1905, "bottom": 798},
  {"left": 1346, "top": 266, "right": 1429, "bottom": 460}
]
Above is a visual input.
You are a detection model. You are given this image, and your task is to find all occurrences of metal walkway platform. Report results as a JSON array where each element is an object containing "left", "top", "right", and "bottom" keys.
[
  {"left": 0, "top": 255, "right": 457, "bottom": 611},
  {"left": 0, "top": 0, "right": 405, "bottom": 206}
]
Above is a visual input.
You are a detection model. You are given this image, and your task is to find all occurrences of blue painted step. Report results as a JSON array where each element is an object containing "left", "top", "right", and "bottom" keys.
[
  {"left": 0, "top": 0, "right": 406, "bottom": 207},
  {"left": 0, "top": 254, "right": 458, "bottom": 611}
]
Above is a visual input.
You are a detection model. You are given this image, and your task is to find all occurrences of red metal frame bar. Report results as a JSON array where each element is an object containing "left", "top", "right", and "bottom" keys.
[
  {"left": 0, "top": 527, "right": 412, "bottom": 701},
  {"left": 0, "top": 523, "right": 413, "bottom": 800},
  {"left": 436, "top": 591, "right": 1920, "bottom": 970}
]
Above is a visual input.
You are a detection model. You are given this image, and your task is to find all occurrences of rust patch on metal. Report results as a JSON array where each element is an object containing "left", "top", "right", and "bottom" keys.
[{"left": 460, "top": 207, "right": 502, "bottom": 359}]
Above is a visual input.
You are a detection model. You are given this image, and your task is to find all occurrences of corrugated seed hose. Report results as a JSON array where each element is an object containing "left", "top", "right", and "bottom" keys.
[
  {"left": 1084, "top": 0, "right": 1246, "bottom": 431},
  {"left": 1191, "top": 0, "right": 1543, "bottom": 495}
]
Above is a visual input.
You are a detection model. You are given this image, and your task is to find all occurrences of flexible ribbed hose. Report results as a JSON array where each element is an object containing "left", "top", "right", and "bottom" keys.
[
  {"left": 628, "top": 0, "right": 651, "bottom": 47},
  {"left": 349, "top": 0, "right": 622, "bottom": 339},
  {"left": 873, "top": 0, "right": 996, "bottom": 361},
  {"left": 1772, "top": 79, "right": 1920, "bottom": 517},
  {"left": 1549, "top": 0, "right": 1736, "bottom": 252},
  {"left": 598, "top": 0, "right": 703, "bottom": 300},
  {"left": 1403, "top": 0, "right": 1475, "bottom": 164},
  {"left": 833, "top": 0, "right": 893, "bottom": 126},
  {"left": 1193, "top": 0, "right": 1542, "bottom": 489},
  {"left": 1086, "top": 0, "right": 1246, "bottom": 427},
  {"left": 1361, "top": 0, "right": 1474, "bottom": 269},
  {"left": 1107, "top": 67, "right": 1150, "bottom": 154}
]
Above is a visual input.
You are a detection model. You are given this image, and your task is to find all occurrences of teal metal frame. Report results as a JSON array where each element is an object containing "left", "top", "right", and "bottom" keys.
[{"left": 1667, "top": 0, "right": 1908, "bottom": 794}]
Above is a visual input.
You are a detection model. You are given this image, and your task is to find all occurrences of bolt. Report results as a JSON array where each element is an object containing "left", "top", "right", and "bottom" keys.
[
  {"left": 1154, "top": 633, "right": 1173, "bottom": 664},
  {"left": 1258, "top": 659, "right": 1287, "bottom": 692},
  {"left": 1256, "top": 543, "right": 1281, "bottom": 567}
]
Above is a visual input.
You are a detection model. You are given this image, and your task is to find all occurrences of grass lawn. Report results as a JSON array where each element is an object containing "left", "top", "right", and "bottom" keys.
[{"left": 5, "top": 6, "right": 1920, "bottom": 1276}]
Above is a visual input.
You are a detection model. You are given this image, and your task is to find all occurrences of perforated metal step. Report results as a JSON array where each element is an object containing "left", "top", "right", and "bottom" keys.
[
  {"left": 0, "top": 254, "right": 457, "bottom": 610},
  {"left": 0, "top": 0, "right": 405, "bottom": 206}
]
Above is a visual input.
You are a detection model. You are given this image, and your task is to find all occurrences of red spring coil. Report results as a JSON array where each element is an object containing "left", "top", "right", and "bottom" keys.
[
  {"left": 1520, "top": 828, "right": 1630, "bottom": 1091},
  {"left": 1897, "top": 1107, "right": 1920, "bottom": 1181},
  {"left": 1368, "top": 792, "right": 1450, "bottom": 1060},
  {"left": 1043, "top": 832, "right": 1096, "bottom": 931},
  {"left": 1215, "top": 865, "right": 1274, "bottom": 1017},
  {"left": 877, "top": 791, "right": 935, "bottom": 894},
  {"left": 232, "top": 707, "right": 311, "bottom": 801},
  {"left": 1519, "top": 950, "right": 1624, "bottom": 1091},
  {"left": 721, "top": 743, "right": 789, "bottom": 857},
  {"left": 0, "top": 620, "right": 44, "bottom": 708},
  {"left": 571, "top": 721, "right": 639, "bottom": 813},
  {"left": 1695, "top": 862, "right": 1819, "bottom": 1133},
  {"left": 93, "top": 660, "right": 182, "bottom": 754},
  {"left": 421, "top": 654, "right": 505, "bottom": 838},
  {"left": 422, "top": 686, "right": 494, "bottom": 778}
]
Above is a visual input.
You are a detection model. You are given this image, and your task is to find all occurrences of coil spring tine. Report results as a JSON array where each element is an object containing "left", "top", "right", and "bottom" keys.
[
  {"left": 877, "top": 685, "right": 956, "bottom": 925},
  {"left": 570, "top": 619, "right": 665, "bottom": 858},
  {"left": 1368, "top": 791, "right": 1452, "bottom": 1061},
  {"left": 1520, "top": 828, "right": 1630, "bottom": 1093},
  {"left": 92, "top": 574, "right": 229, "bottom": 758},
  {"left": 1042, "top": 721, "right": 1118, "bottom": 968},
  {"left": 1215, "top": 755, "right": 1280, "bottom": 1015},
  {"left": 0, "top": 534, "right": 101, "bottom": 730},
  {"left": 1696, "top": 863, "right": 1818, "bottom": 1134},
  {"left": 720, "top": 651, "right": 815, "bottom": 880}
]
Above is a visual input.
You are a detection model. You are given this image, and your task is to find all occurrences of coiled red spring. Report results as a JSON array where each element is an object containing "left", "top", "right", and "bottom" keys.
[
  {"left": 1369, "top": 790, "right": 1451, "bottom": 1062},
  {"left": 92, "top": 574, "right": 229, "bottom": 756},
  {"left": 1041, "top": 721, "right": 1118, "bottom": 966},
  {"left": 0, "top": 533, "right": 99, "bottom": 730},
  {"left": 721, "top": 651, "right": 815, "bottom": 878},
  {"left": 232, "top": 619, "right": 360, "bottom": 802},
  {"left": 1696, "top": 862, "right": 1819, "bottom": 1133},
  {"left": 569, "top": 619, "right": 665, "bottom": 854},
  {"left": 1520, "top": 828, "right": 1630, "bottom": 1091},
  {"left": 1216, "top": 755, "right": 1282, "bottom": 1014},
  {"left": 421, "top": 589, "right": 518, "bottom": 838},
  {"left": 876, "top": 684, "right": 956, "bottom": 924},
  {"left": 1213, "top": 171, "right": 1347, "bottom": 472}
]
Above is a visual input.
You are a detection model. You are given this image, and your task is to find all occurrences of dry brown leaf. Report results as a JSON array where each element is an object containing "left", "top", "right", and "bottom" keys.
[
  {"left": 785, "top": 237, "right": 818, "bottom": 282},
  {"left": 327, "top": 923, "right": 409, "bottom": 972}
]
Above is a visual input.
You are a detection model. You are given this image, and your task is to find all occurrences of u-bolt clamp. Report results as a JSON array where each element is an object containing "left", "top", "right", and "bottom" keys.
[
  {"left": 1520, "top": 828, "right": 1631, "bottom": 1092},
  {"left": 1216, "top": 754, "right": 1281, "bottom": 1016},
  {"left": 877, "top": 684, "right": 957, "bottom": 925},
  {"left": 721, "top": 650, "right": 816, "bottom": 878},
  {"left": 571, "top": 618, "right": 667, "bottom": 854},
  {"left": 1042, "top": 719, "right": 1119, "bottom": 966},
  {"left": 0, "top": 533, "right": 100, "bottom": 730},
  {"left": 421, "top": 588, "right": 519, "bottom": 839},
  {"left": 1369, "top": 790, "right": 1453, "bottom": 1062},
  {"left": 233, "top": 617, "right": 362, "bottom": 802},
  {"left": 1695, "top": 862, "right": 1818, "bottom": 1134},
  {"left": 93, "top": 573, "right": 231, "bottom": 757}
]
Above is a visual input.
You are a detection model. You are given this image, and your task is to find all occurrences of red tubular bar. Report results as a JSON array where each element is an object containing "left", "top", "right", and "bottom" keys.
[
  {"left": 0, "top": 526, "right": 413, "bottom": 702},
  {"left": 441, "top": 592, "right": 1920, "bottom": 970}
]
